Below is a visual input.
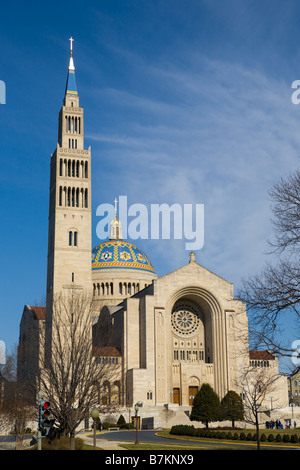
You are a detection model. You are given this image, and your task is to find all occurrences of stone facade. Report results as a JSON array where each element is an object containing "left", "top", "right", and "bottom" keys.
[{"left": 94, "top": 251, "right": 250, "bottom": 410}]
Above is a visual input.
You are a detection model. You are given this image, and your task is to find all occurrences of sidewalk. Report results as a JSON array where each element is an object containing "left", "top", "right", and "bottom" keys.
[{"left": 79, "top": 432, "right": 128, "bottom": 450}]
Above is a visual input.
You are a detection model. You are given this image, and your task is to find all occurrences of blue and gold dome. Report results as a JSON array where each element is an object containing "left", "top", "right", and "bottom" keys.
[{"left": 92, "top": 240, "right": 156, "bottom": 274}]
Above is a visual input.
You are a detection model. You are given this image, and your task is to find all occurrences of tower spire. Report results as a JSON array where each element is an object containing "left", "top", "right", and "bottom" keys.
[{"left": 65, "top": 37, "right": 77, "bottom": 97}]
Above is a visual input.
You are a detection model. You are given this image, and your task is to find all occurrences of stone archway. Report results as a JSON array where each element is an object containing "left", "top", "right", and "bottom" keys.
[{"left": 167, "top": 286, "right": 228, "bottom": 400}]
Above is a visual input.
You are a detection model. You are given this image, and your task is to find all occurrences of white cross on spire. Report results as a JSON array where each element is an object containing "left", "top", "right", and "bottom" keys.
[{"left": 69, "top": 37, "right": 74, "bottom": 53}]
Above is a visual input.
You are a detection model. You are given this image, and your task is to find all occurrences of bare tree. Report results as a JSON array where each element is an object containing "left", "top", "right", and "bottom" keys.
[
  {"left": 269, "top": 169, "right": 300, "bottom": 252},
  {"left": 160, "top": 405, "right": 176, "bottom": 429},
  {"left": 239, "top": 169, "right": 300, "bottom": 369},
  {"left": 238, "top": 367, "right": 282, "bottom": 450},
  {"left": 0, "top": 350, "right": 36, "bottom": 448},
  {"left": 40, "top": 290, "right": 121, "bottom": 448}
]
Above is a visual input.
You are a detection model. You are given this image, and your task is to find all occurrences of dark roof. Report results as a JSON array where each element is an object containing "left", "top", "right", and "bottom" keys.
[
  {"left": 249, "top": 350, "right": 275, "bottom": 360},
  {"left": 92, "top": 346, "right": 122, "bottom": 357},
  {"left": 28, "top": 306, "right": 46, "bottom": 320}
]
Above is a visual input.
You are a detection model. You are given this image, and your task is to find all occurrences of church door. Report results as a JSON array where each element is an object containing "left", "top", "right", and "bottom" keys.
[
  {"left": 189, "top": 386, "right": 198, "bottom": 405},
  {"left": 173, "top": 388, "right": 180, "bottom": 404}
]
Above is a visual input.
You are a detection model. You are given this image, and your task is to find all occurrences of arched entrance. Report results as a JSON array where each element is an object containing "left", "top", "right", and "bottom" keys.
[
  {"left": 188, "top": 376, "right": 200, "bottom": 405},
  {"left": 167, "top": 286, "right": 227, "bottom": 402}
]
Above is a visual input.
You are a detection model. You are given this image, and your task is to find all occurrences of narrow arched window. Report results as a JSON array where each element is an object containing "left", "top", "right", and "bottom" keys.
[
  {"left": 69, "top": 231, "right": 73, "bottom": 246},
  {"left": 59, "top": 187, "right": 62, "bottom": 206}
]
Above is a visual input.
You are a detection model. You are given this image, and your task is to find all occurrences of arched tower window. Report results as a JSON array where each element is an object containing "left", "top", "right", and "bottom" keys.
[{"left": 68, "top": 230, "right": 78, "bottom": 247}]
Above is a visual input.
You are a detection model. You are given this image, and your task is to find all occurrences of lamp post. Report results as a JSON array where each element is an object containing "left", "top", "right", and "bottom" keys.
[
  {"left": 134, "top": 403, "right": 139, "bottom": 445},
  {"left": 91, "top": 406, "right": 99, "bottom": 450},
  {"left": 37, "top": 391, "right": 43, "bottom": 451}
]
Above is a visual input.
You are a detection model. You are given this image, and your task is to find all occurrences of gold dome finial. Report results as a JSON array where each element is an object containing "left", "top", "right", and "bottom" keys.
[
  {"left": 114, "top": 197, "right": 118, "bottom": 220},
  {"left": 110, "top": 198, "right": 122, "bottom": 240}
]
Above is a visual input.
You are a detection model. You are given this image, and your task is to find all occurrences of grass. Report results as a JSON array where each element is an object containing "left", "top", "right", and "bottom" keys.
[
  {"left": 28, "top": 436, "right": 105, "bottom": 451},
  {"left": 120, "top": 442, "right": 225, "bottom": 450}
]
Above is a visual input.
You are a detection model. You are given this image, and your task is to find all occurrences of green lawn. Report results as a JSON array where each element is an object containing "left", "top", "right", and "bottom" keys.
[{"left": 120, "top": 442, "right": 228, "bottom": 450}]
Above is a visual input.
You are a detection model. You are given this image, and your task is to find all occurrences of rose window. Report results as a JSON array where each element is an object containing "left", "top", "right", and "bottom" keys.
[{"left": 171, "top": 303, "right": 200, "bottom": 336}]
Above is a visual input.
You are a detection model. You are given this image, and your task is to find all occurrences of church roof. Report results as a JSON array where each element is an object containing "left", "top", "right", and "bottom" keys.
[
  {"left": 92, "top": 346, "right": 122, "bottom": 357},
  {"left": 26, "top": 305, "right": 46, "bottom": 320},
  {"left": 92, "top": 240, "right": 156, "bottom": 274},
  {"left": 249, "top": 350, "right": 275, "bottom": 360}
]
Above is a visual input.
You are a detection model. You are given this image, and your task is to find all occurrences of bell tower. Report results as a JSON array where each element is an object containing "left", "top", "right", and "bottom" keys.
[{"left": 46, "top": 38, "right": 92, "bottom": 313}]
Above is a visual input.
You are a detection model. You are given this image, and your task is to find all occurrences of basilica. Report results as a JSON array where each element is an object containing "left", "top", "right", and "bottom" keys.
[{"left": 18, "top": 42, "right": 289, "bottom": 428}]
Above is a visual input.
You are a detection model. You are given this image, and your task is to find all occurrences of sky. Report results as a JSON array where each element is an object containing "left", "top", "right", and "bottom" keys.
[{"left": 0, "top": 1, "right": 300, "bottom": 371}]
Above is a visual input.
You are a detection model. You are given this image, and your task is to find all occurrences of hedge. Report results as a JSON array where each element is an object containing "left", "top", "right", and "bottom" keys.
[{"left": 170, "top": 425, "right": 299, "bottom": 444}]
